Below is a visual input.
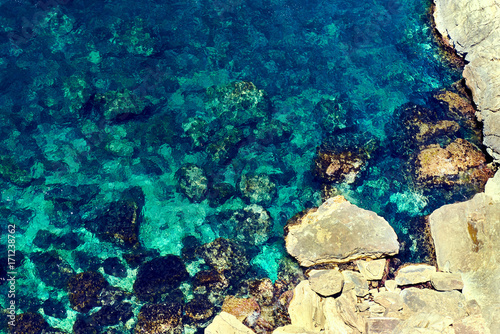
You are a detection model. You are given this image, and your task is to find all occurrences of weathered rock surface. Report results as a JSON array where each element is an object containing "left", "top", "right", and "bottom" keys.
[
  {"left": 356, "top": 259, "right": 387, "bottom": 281},
  {"left": 308, "top": 269, "right": 344, "bottom": 297},
  {"left": 431, "top": 272, "right": 464, "bottom": 291},
  {"left": 395, "top": 264, "right": 436, "bottom": 286},
  {"left": 433, "top": 0, "right": 500, "bottom": 161},
  {"left": 285, "top": 196, "right": 399, "bottom": 267},
  {"left": 414, "top": 138, "right": 493, "bottom": 189},
  {"left": 429, "top": 170, "right": 500, "bottom": 333},
  {"left": 400, "top": 288, "right": 468, "bottom": 321}
]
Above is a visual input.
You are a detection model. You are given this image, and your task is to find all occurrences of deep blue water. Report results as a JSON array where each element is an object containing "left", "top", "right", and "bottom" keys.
[{"left": 0, "top": 0, "right": 474, "bottom": 331}]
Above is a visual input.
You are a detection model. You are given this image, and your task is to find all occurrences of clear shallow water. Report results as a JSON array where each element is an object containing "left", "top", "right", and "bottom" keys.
[{"left": 0, "top": 0, "right": 470, "bottom": 331}]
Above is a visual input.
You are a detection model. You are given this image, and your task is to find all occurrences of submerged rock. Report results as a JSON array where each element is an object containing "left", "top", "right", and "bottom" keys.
[
  {"left": 414, "top": 138, "right": 494, "bottom": 189},
  {"left": 313, "top": 149, "right": 365, "bottom": 184},
  {"left": 228, "top": 204, "right": 272, "bottom": 246},
  {"left": 176, "top": 163, "right": 209, "bottom": 203},
  {"left": 239, "top": 173, "right": 277, "bottom": 207},
  {"left": 8, "top": 312, "right": 50, "bottom": 334},
  {"left": 0, "top": 155, "right": 33, "bottom": 186},
  {"left": 31, "top": 251, "right": 75, "bottom": 289},
  {"left": 284, "top": 196, "right": 399, "bottom": 267},
  {"left": 133, "top": 255, "right": 189, "bottom": 303},
  {"left": 68, "top": 271, "right": 109, "bottom": 313},
  {"left": 205, "top": 81, "right": 271, "bottom": 127},
  {"left": 135, "top": 303, "right": 183, "bottom": 334},
  {"left": 197, "top": 238, "right": 249, "bottom": 282}
]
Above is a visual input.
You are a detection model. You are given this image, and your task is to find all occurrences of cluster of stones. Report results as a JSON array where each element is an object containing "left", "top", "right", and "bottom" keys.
[{"left": 205, "top": 195, "right": 495, "bottom": 333}]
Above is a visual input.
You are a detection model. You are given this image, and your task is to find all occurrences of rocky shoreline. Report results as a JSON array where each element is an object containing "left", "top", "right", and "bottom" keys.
[{"left": 205, "top": 0, "right": 500, "bottom": 333}]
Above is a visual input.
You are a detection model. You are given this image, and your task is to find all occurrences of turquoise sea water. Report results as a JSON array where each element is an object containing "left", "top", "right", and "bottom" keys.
[{"left": 0, "top": 0, "right": 476, "bottom": 331}]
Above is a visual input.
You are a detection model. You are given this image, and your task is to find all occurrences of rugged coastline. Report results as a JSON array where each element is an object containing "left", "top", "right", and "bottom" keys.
[{"left": 206, "top": 0, "right": 500, "bottom": 333}]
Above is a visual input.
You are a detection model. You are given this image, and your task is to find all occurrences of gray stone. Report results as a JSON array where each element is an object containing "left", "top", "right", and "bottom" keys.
[
  {"left": 454, "top": 314, "right": 492, "bottom": 334},
  {"left": 366, "top": 317, "right": 401, "bottom": 334},
  {"left": 400, "top": 288, "right": 468, "bottom": 321},
  {"left": 285, "top": 196, "right": 399, "bottom": 267},
  {"left": 394, "top": 313, "right": 454, "bottom": 334},
  {"left": 308, "top": 269, "right": 344, "bottom": 297},
  {"left": 395, "top": 264, "right": 436, "bottom": 286},
  {"left": 356, "top": 259, "right": 387, "bottom": 281},
  {"left": 342, "top": 270, "right": 369, "bottom": 297},
  {"left": 431, "top": 272, "right": 464, "bottom": 291},
  {"left": 374, "top": 291, "right": 404, "bottom": 312}
]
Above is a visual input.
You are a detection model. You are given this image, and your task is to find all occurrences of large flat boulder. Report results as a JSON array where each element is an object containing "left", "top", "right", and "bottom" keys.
[
  {"left": 284, "top": 196, "right": 399, "bottom": 267},
  {"left": 429, "top": 170, "right": 500, "bottom": 333}
]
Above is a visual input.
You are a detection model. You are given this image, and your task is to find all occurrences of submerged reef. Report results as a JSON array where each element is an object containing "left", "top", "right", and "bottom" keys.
[{"left": 0, "top": 0, "right": 497, "bottom": 333}]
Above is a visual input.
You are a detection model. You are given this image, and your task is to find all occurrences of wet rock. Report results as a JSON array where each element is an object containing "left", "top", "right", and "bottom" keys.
[
  {"left": 91, "top": 302, "right": 133, "bottom": 326},
  {"left": 176, "top": 163, "right": 208, "bottom": 203},
  {"left": 395, "top": 264, "right": 436, "bottom": 286},
  {"left": 228, "top": 204, "right": 272, "bottom": 246},
  {"left": 0, "top": 155, "right": 33, "bottom": 186},
  {"left": 285, "top": 196, "right": 399, "bottom": 267},
  {"left": 68, "top": 271, "right": 109, "bottom": 313},
  {"left": 197, "top": 238, "right": 249, "bottom": 281},
  {"left": 73, "top": 315, "right": 100, "bottom": 334},
  {"left": 87, "top": 197, "right": 143, "bottom": 248},
  {"left": 313, "top": 97, "right": 350, "bottom": 133},
  {"left": 193, "top": 269, "right": 230, "bottom": 303},
  {"left": 255, "top": 119, "right": 291, "bottom": 145},
  {"left": 103, "top": 257, "right": 128, "bottom": 278},
  {"left": 42, "top": 299, "right": 67, "bottom": 319},
  {"left": 31, "top": 251, "right": 75, "bottom": 289},
  {"left": 184, "top": 296, "right": 214, "bottom": 325},
  {"left": 221, "top": 296, "right": 260, "bottom": 322},
  {"left": 8, "top": 312, "right": 50, "bottom": 334},
  {"left": 135, "top": 303, "right": 183, "bottom": 334},
  {"left": 434, "top": 89, "right": 477, "bottom": 125},
  {"left": 308, "top": 269, "right": 344, "bottom": 297},
  {"left": 105, "top": 140, "right": 135, "bottom": 157},
  {"left": 429, "top": 170, "right": 500, "bottom": 332},
  {"left": 206, "top": 126, "right": 244, "bottom": 165},
  {"left": 95, "top": 89, "right": 148, "bottom": 121},
  {"left": 313, "top": 148, "right": 365, "bottom": 184},
  {"left": 248, "top": 278, "right": 275, "bottom": 306},
  {"left": 431, "top": 272, "right": 464, "bottom": 291},
  {"left": 414, "top": 138, "right": 494, "bottom": 189},
  {"left": 396, "top": 104, "right": 460, "bottom": 146},
  {"left": 205, "top": 311, "right": 255, "bottom": 334},
  {"left": 208, "top": 182, "right": 236, "bottom": 207},
  {"left": 72, "top": 250, "right": 100, "bottom": 272},
  {"left": 239, "top": 173, "right": 277, "bottom": 207},
  {"left": 205, "top": 81, "right": 271, "bottom": 127},
  {"left": 133, "top": 255, "right": 188, "bottom": 303}
]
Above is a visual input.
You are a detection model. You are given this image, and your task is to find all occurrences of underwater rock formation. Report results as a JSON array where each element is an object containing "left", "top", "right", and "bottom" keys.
[
  {"left": 228, "top": 204, "right": 272, "bottom": 246},
  {"left": 429, "top": 170, "right": 500, "bottom": 333},
  {"left": 176, "top": 163, "right": 209, "bottom": 203},
  {"left": 197, "top": 238, "right": 249, "bottom": 282},
  {"left": 239, "top": 173, "right": 277, "bottom": 207},
  {"left": 133, "top": 255, "right": 189, "bottom": 303},
  {"left": 134, "top": 303, "right": 183, "bottom": 334},
  {"left": 284, "top": 196, "right": 399, "bottom": 267},
  {"left": 67, "top": 271, "right": 109, "bottom": 313},
  {"left": 313, "top": 149, "right": 366, "bottom": 184},
  {"left": 414, "top": 138, "right": 494, "bottom": 189},
  {"left": 433, "top": 0, "right": 500, "bottom": 162}
]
